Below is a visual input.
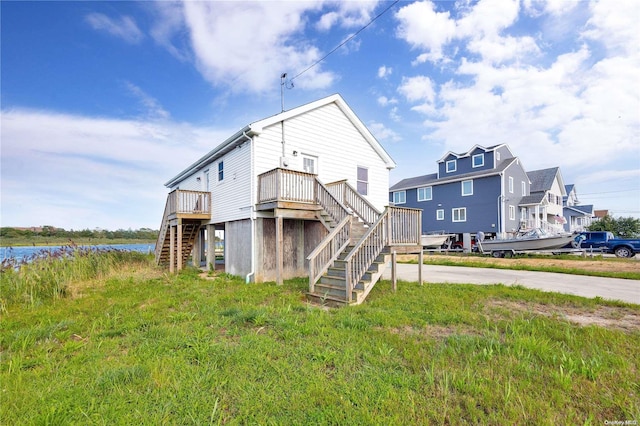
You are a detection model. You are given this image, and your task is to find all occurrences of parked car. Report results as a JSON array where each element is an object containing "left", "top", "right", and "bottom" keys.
[{"left": 567, "top": 231, "right": 640, "bottom": 258}]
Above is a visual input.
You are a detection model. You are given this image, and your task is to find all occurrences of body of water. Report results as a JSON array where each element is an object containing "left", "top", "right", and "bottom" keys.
[{"left": 1, "top": 243, "right": 156, "bottom": 263}]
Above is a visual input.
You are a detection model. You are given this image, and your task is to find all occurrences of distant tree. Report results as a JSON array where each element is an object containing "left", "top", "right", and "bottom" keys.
[{"left": 588, "top": 215, "right": 640, "bottom": 237}]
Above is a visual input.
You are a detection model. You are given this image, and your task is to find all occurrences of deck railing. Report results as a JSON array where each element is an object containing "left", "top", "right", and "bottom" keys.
[
  {"left": 167, "top": 189, "right": 211, "bottom": 215},
  {"left": 343, "top": 206, "right": 421, "bottom": 303},
  {"left": 257, "top": 168, "right": 316, "bottom": 204},
  {"left": 326, "top": 180, "right": 381, "bottom": 225}
]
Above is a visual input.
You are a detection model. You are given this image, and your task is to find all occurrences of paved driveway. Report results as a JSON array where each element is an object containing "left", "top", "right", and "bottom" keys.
[{"left": 383, "top": 264, "right": 640, "bottom": 305}]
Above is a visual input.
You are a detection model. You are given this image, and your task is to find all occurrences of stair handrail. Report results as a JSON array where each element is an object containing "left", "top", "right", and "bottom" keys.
[
  {"left": 154, "top": 195, "right": 172, "bottom": 263},
  {"left": 342, "top": 208, "right": 390, "bottom": 303},
  {"left": 326, "top": 180, "right": 381, "bottom": 225},
  {"left": 306, "top": 215, "right": 352, "bottom": 293},
  {"left": 315, "top": 179, "right": 350, "bottom": 224},
  {"left": 341, "top": 206, "right": 422, "bottom": 303}
]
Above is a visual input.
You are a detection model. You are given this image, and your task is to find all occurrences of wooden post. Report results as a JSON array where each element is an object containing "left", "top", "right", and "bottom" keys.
[
  {"left": 276, "top": 214, "right": 283, "bottom": 285},
  {"left": 192, "top": 228, "right": 201, "bottom": 267},
  {"left": 418, "top": 248, "right": 423, "bottom": 286},
  {"left": 206, "top": 224, "right": 215, "bottom": 271},
  {"left": 391, "top": 250, "right": 397, "bottom": 292},
  {"left": 169, "top": 225, "right": 175, "bottom": 274},
  {"left": 177, "top": 218, "right": 183, "bottom": 271}
]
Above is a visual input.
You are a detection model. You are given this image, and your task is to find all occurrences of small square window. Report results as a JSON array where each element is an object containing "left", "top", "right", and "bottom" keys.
[
  {"left": 472, "top": 154, "right": 484, "bottom": 168},
  {"left": 446, "top": 160, "right": 456, "bottom": 173}
]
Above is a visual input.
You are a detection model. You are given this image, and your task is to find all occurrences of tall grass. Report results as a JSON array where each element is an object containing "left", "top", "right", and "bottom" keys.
[{"left": 0, "top": 244, "right": 152, "bottom": 310}]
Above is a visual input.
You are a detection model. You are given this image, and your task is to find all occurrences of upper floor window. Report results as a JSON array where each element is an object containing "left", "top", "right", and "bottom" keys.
[
  {"left": 393, "top": 191, "right": 406, "bottom": 205},
  {"left": 452, "top": 207, "right": 466, "bottom": 222},
  {"left": 521, "top": 181, "right": 526, "bottom": 196},
  {"left": 417, "top": 186, "right": 432, "bottom": 201},
  {"left": 472, "top": 154, "right": 484, "bottom": 168},
  {"left": 509, "top": 176, "right": 514, "bottom": 193},
  {"left": 462, "top": 180, "right": 473, "bottom": 196},
  {"left": 218, "top": 161, "right": 224, "bottom": 181},
  {"left": 357, "top": 166, "right": 368, "bottom": 196},
  {"left": 302, "top": 154, "right": 316, "bottom": 174},
  {"left": 496, "top": 151, "right": 501, "bottom": 161},
  {"left": 204, "top": 170, "right": 210, "bottom": 191},
  {"left": 436, "top": 209, "right": 445, "bottom": 221},
  {"left": 446, "top": 160, "right": 456, "bottom": 173}
]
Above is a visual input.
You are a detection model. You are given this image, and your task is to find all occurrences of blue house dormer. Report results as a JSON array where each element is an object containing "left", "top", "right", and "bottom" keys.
[{"left": 437, "top": 144, "right": 515, "bottom": 178}]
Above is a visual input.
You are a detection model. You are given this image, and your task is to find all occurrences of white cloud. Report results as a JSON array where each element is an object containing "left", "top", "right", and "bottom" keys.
[
  {"left": 85, "top": 13, "right": 143, "bottom": 44},
  {"left": 583, "top": 0, "right": 640, "bottom": 55},
  {"left": 377, "top": 96, "right": 398, "bottom": 107},
  {"left": 395, "top": 1, "right": 456, "bottom": 63},
  {"left": 124, "top": 82, "right": 171, "bottom": 120},
  {"left": 369, "top": 121, "right": 401, "bottom": 143},
  {"left": 0, "top": 109, "right": 232, "bottom": 229},
  {"left": 316, "top": 1, "right": 380, "bottom": 31},
  {"left": 398, "top": 75, "right": 436, "bottom": 105},
  {"left": 378, "top": 65, "right": 392, "bottom": 79},
  {"left": 181, "top": 1, "right": 335, "bottom": 93}
]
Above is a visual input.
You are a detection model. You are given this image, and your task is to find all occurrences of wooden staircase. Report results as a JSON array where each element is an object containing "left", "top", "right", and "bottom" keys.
[
  {"left": 155, "top": 190, "right": 211, "bottom": 272},
  {"left": 307, "top": 181, "right": 421, "bottom": 306}
]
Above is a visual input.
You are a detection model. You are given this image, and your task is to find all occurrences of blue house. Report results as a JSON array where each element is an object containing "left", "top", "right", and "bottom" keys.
[
  {"left": 563, "top": 184, "right": 594, "bottom": 232},
  {"left": 390, "top": 144, "right": 531, "bottom": 239}
]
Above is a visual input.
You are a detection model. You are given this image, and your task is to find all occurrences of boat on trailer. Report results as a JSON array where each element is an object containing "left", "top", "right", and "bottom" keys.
[
  {"left": 420, "top": 232, "right": 453, "bottom": 248},
  {"left": 477, "top": 229, "right": 574, "bottom": 257}
]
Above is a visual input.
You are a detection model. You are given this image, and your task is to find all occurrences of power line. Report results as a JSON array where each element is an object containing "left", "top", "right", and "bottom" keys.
[{"left": 290, "top": 0, "right": 401, "bottom": 82}]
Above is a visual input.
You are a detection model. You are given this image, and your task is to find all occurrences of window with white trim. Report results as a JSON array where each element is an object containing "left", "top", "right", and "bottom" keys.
[
  {"left": 452, "top": 207, "right": 466, "bottom": 222},
  {"left": 302, "top": 154, "right": 316, "bottom": 174},
  {"left": 521, "top": 181, "right": 526, "bottom": 196},
  {"left": 461, "top": 180, "right": 473, "bottom": 196},
  {"left": 417, "top": 186, "right": 432, "bottom": 201},
  {"left": 472, "top": 154, "right": 484, "bottom": 168},
  {"left": 393, "top": 191, "right": 406, "bottom": 205},
  {"left": 218, "top": 161, "right": 224, "bottom": 181},
  {"left": 446, "top": 160, "right": 456, "bottom": 173},
  {"left": 436, "top": 209, "right": 445, "bottom": 221},
  {"left": 509, "top": 176, "right": 514, "bottom": 193},
  {"left": 509, "top": 205, "right": 516, "bottom": 220},
  {"left": 357, "top": 166, "right": 368, "bottom": 196}
]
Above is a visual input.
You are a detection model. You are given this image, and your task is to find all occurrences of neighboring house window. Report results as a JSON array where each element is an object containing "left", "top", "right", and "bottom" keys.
[
  {"left": 302, "top": 154, "right": 316, "bottom": 174},
  {"left": 357, "top": 166, "right": 368, "bottom": 196},
  {"left": 509, "top": 176, "right": 514, "bottom": 193},
  {"left": 520, "top": 207, "right": 527, "bottom": 221},
  {"left": 521, "top": 181, "right": 526, "bottom": 196},
  {"left": 452, "top": 207, "right": 466, "bottom": 222},
  {"left": 218, "top": 162, "right": 224, "bottom": 181},
  {"left": 462, "top": 180, "right": 473, "bottom": 196},
  {"left": 472, "top": 154, "right": 484, "bottom": 168},
  {"left": 417, "top": 187, "right": 432, "bottom": 201},
  {"left": 496, "top": 152, "right": 501, "bottom": 161},
  {"left": 509, "top": 205, "right": 516, "bottom": 220},
  {"left": 446, "top": 160, "right": 456, "bottom": 173},
  {"left": 436, "top": 209, "right": 445, "bottom": 221},
  {"left": 393, "top": 191, "right": 406, "bottom": 205}
]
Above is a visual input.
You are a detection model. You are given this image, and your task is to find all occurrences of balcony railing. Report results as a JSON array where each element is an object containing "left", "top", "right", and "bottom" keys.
[
  {"left": 257, "top": 168, "right": 317, "bottom": 205},
  {"left": 167, "top": 189, "right": 211, "bottom": 217}
]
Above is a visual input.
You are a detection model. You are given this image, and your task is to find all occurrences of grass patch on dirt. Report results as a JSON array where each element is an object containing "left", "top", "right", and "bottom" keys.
[
  {"left": 1, "top": 265, "right": 638, "bottom": 424},
  {"left": 401, "top": 253, "right": 640, "bottom": 280}
]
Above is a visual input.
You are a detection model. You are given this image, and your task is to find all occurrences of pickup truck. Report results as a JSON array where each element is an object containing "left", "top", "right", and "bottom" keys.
[{"left": 569, "top": 231, "right": 640, "bottom": 258}]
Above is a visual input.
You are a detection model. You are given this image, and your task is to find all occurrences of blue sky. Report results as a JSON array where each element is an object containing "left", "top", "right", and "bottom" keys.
[{"left": 2, "top": 0, "right": 639, "bottom": 230}]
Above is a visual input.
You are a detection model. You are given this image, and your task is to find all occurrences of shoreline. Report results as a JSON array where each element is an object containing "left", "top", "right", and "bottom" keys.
[{"left": 1, "top": 239, "right": 156, "bottom": 247}]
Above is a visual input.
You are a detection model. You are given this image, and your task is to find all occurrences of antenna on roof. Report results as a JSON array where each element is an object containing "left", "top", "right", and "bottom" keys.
[{"left": 280, "top": 72, "right": 294, "bottom": 112}]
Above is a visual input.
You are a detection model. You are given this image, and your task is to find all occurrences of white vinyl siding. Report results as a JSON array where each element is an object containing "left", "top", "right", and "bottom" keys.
[
  {"left": 417, "top": 186, "right": 432, "bottom": 201},
  {"left": 253, "top": 102, "right": 390, "bottom": 211},
  {"left": 393, "top": 191, "right": 406, "bottom": 205},
  {"left": 210, "top": 141, "right": 252, "bottom": 223},
  {"left": 452, "top": 207, "right": 466, "bottom": 222},
  {"left": 461, "top": 180, "right": 473, "bottom": 196}
]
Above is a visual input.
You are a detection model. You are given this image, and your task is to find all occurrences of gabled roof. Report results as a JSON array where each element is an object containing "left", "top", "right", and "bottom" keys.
[
  {"left": 436, "top": 144, "right": 511, "bottom": 163},
  {"left": 527, "top": 167, "right": 566, "bottom": 195},
  {"left": 519, "top": 193, "right": 547, "bottom": 206},
  {"left": 390, "top": 158, "right": 519, "bottom": 191},
  {"left": 165, "top": 94, "right": 395, "bottom": 187},
  {"left": 564, "top": 204, "right": 594, "bottom": 215}
]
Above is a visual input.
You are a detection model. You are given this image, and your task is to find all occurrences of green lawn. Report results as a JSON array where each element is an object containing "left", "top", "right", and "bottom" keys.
[{"left": 1, "top": 259, "right": 639, "bottom": 424}]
